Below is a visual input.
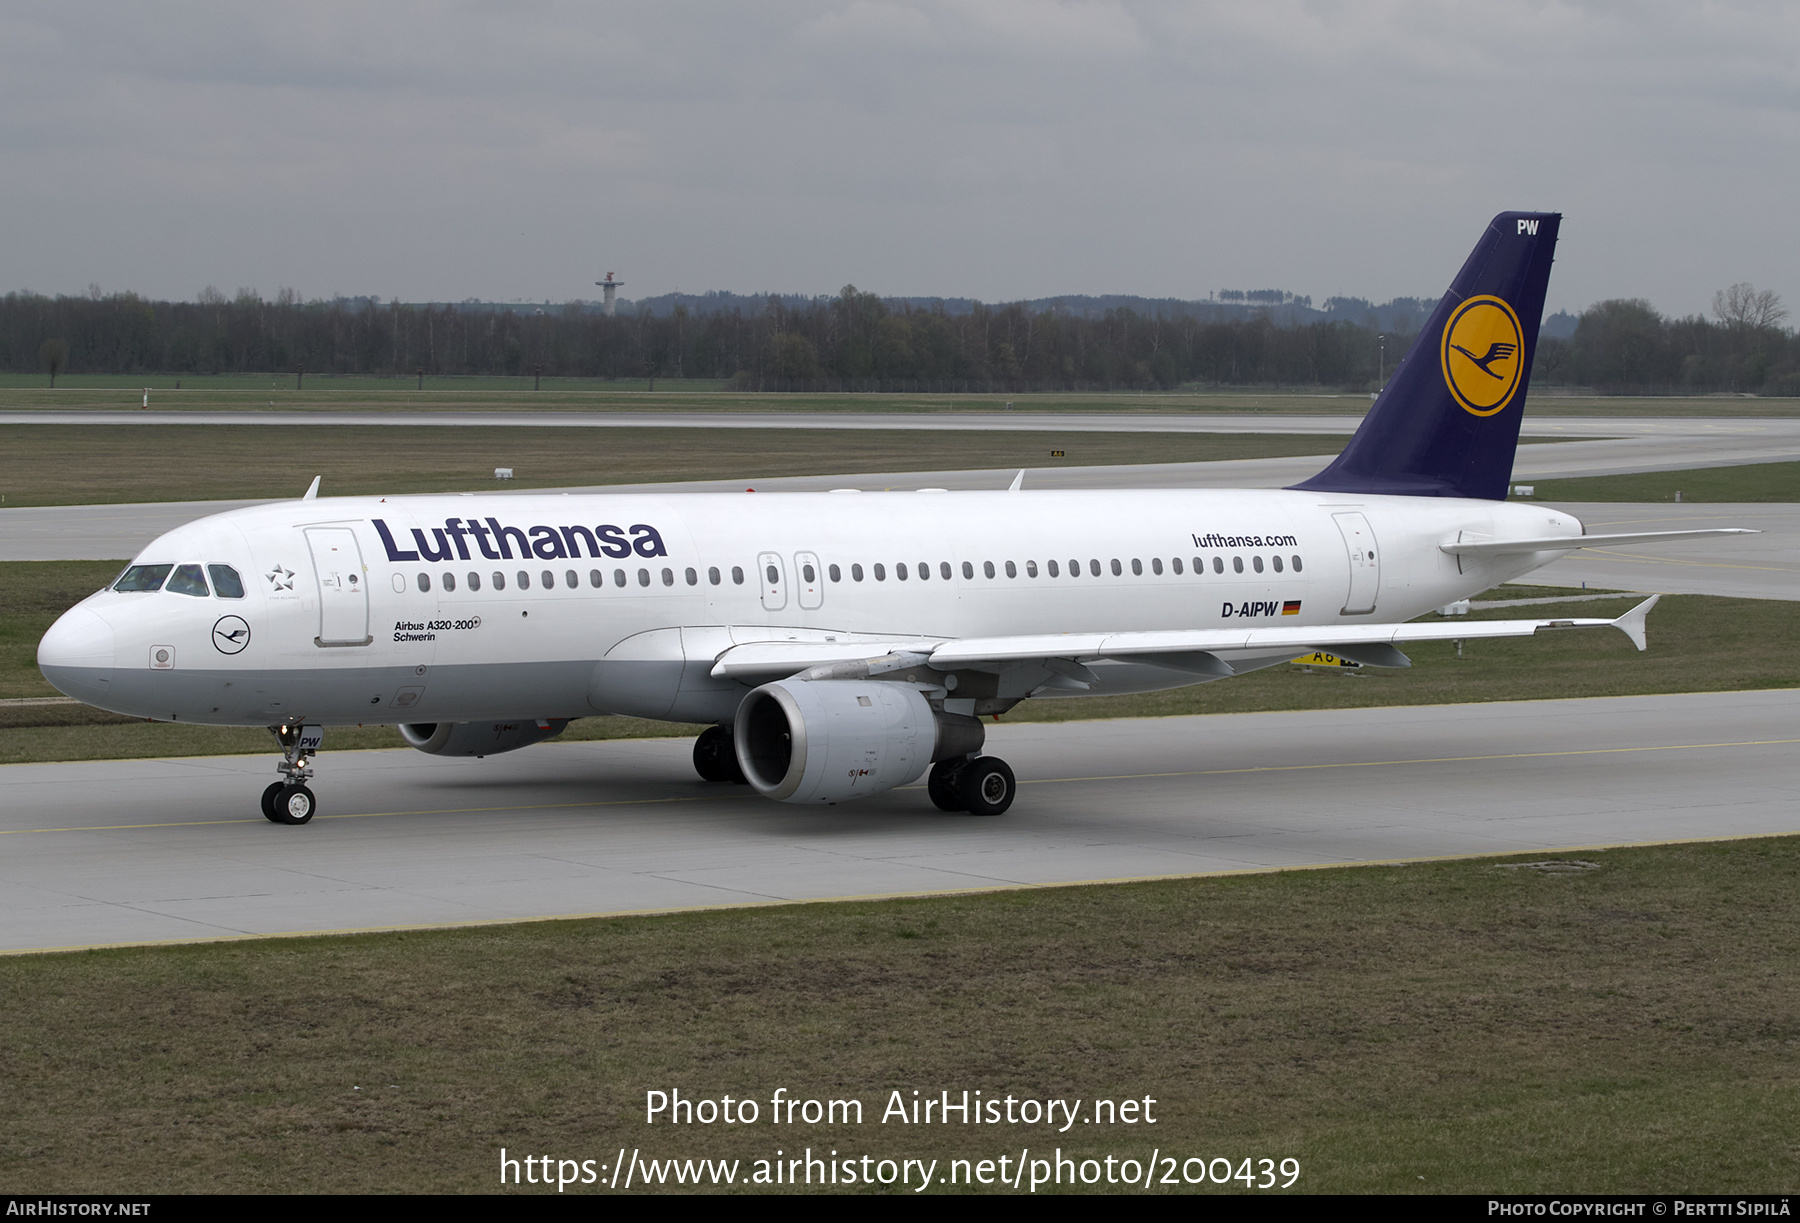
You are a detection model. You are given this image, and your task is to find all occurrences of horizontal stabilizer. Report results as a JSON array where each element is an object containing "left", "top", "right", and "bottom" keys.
[
  {"left": 1442, "top": 528, "right": 1758, "bottom": 557},
  {"left": 1610, "top": 594, "right": 1660, "bottom": 652}
]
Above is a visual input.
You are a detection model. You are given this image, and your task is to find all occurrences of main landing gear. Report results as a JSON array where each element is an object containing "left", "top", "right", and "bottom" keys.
[
  {"left": 262, "top": 723, "right": 323, "bottom": 825},
  {"left": 928, "top": 756, "right": 1017, "bottom": 817},
  {"left": 692, "top": 724, "right": 748, "bottom": 784}
]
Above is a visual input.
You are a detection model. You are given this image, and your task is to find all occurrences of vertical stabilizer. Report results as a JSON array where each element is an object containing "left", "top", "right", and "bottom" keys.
[{"left": 1292, "top": 212, "right": 1560, "bottom": 500}]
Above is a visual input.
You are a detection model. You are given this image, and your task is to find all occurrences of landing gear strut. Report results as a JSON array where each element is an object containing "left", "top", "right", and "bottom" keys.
[
  {"left": 692, "top": 724, "right": 748, "bottom": 784},
  {"left": 928, "top": 755, "right": 1016, "bottom": 816},
  {"left": 263, "top": 723, "right": 323, "bottom": 825}
]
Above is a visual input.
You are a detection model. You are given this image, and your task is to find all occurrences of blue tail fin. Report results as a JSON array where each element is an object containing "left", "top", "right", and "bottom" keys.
[{"left": 1291, "top": 211, "right": 1560, "bottom": 500}]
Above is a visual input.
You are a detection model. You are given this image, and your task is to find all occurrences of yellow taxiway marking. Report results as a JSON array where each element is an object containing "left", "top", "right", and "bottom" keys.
[
  {"left": 1578, "top": 548, "right": 1793, "bottom": 574},
  {"left": 8, "top": 827, "right": 1800, "bottom": 958},
  {"left": 4, "top": 736, "right": 1794, "bottom": 838},
  {"left": 1026, "top": 736, "right": 1800, "bottom": 786},
  {"left": 0, "top": 794, "right": 713, "bottom": 837}
]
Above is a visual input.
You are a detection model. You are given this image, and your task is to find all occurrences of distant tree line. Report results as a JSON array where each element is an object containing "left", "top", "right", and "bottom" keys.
[
  {"left": 1533, "top": 285, "right": 1798, "bottom": 394},
  {"left": 3, "top": 282, "right": 1794, "bottom": 394}
]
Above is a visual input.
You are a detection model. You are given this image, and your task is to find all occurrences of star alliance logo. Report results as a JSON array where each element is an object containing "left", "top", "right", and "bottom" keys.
[{"left": 266, "top": 564, "right": 295, "bottom": 591}]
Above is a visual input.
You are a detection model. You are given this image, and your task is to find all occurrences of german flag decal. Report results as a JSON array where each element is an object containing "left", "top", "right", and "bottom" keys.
[{"left": 1282, "top": 600, "right": 1302, "bottom": 615}]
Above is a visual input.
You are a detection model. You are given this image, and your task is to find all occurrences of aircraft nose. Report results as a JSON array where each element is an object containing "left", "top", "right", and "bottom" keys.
[{"left": 38, "top": 605, "right": 117, "bottom": 705}]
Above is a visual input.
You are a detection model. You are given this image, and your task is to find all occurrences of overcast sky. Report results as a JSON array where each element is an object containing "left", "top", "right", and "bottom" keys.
[{"left": 4, "top": 2, "right": 1797, "bottom": 319}]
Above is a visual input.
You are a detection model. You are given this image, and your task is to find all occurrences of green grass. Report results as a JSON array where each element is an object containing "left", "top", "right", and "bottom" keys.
[
  {"left": 5, "top": 382, "right": 1797, "bottom": 417},
  {"left": 1520, "top": 460, "right": 1800, "bottom": 503},
  {"left": 7, "top": 559, "right": 1795, "bottom": 764},
  {"left": 2, "top": 837, "right": 1797, "bottom": 1192},
  {"left": 0, "top": 424, "right": 1353, "bottom": 507}
]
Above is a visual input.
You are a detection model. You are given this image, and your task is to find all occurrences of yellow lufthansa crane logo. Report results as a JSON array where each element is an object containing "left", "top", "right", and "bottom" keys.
[{"left": 1440, "top": 294, "right": 1525, "bottom": 416}]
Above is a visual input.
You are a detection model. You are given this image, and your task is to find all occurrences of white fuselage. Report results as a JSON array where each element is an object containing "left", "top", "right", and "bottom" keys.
[{"left": 38, "top": 487, "right": 1584, "bottom": 728}]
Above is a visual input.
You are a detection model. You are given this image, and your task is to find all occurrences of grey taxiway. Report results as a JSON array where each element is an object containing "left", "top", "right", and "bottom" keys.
[{"left": 2, "top": 690, "right": 1794, "bottom": 955}]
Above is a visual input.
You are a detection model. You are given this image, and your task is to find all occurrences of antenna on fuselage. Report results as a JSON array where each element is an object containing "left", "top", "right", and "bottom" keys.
[
  {"left": 1008, "top": 470, "right": 1025, "bottom": 492},
  {"left": 302, "top": 476, "right": 321, "bottom": 500}
]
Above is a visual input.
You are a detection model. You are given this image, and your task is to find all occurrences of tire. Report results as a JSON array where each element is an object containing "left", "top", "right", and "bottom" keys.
[
  {"left": 261, "top": 782, "right": 286, "bottom": 823},
  {"left": 927, "top": 759, "right": 967, "bottom": 812},
  {"left": 693, "top": 725, "right": 734, "bottom": 782},
  {"left": 956, "top": 757, "right": 1016, "bottom": 817},
  {"left": 275, "top": 784, "right": 316, "bottom": 825}
]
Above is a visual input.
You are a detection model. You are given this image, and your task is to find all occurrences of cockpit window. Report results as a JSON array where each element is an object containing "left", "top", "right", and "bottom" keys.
[
  {"left": 166, "top": 564, "right": 210, "bottom": 596},
  {"left": 114, "top": 564, "right": 173, "bottom": 592},
  {"left": 208, "top": 564, "right": 245, "bottom": 598}
]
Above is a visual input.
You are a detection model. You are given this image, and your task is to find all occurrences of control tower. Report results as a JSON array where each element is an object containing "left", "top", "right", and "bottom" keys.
[{"left": 596, "top": 272, "right": 623, "bottom": 317}]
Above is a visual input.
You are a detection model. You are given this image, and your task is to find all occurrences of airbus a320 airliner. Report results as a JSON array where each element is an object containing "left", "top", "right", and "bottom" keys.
[{"left": 39, "top": 213, "right": 1753, "bottom": 825}]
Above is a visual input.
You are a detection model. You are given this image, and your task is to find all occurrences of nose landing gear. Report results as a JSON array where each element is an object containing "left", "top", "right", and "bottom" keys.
[{"left": 263, "top": 723, "right": 324, "bottom": 825}]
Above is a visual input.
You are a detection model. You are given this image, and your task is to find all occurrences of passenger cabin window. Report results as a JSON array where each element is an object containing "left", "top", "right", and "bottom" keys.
[
  {"left": 566, "top": 570, "right": 578, "bottom": 588},
  {"left": 1111, "top": 559, "right": 1123, "bottom": 576},
  {"left": 1089, "top": 559, "right": 1101, "bottom": 577},
  {"left": 1151, "top": 558, "right": 1162, "bottom": 575},
  {"left": 731, "top": 566, "right": 745, "bottom": 585},
  {"left": 852, "top": 564, "right": 864, "bottom": 582},
  {"left": 417, "top": 573, "right": 431, "bottom": 593},
  {"left": 208, "top": 565, "right": 245, "bottom": 598},
  {"left": 687, "top": 568, "right": 699, "bottom": 586},
  {"left": 983, "top": 561, "right": 995, "bottom": 579},
  {"left": 493, "top": 572, "right": 506, "bottom": 590},
  {"left": 802, "top": 563, "right": 816, "bottom": 583},
  {"left": 895, "top": 563, "right": 908, "bottom": 581},
  {"left": 542, "top": 569, "right": 555, "bottom": 588},
  {"left": 518, "top": 571, "right": 531, "bottom": 589},
  {"left": 590, "top": 570, "right": 603, "bottom": 588},
  {"left": 167, "top": 564, "right": 210, "bottom": 597},
  {"left": 962, "top": 561, "right": 973, "bottom": 580},
  {"left": 1233, "top": 557, "right": 1244, "bottom": 574},
  {"left": 1023, "top": 560, "right": 1034, "bottom": 578},
  {"left": 1213, "top": 557, "right": 1224, "bottom": 574},
  {"left": 639, "top": 569, "right": 651, "bottom": 587},
  {"left": 614, "top": 569, "right": 627, "bottom": 587},
  {"left": 1292, "top": 555, "right": 1304, "bottom": 572},
  {"left": 1253, "top": 556, "right": 1264, "bottom": 573},
  {"left": 661, "top": 568, "right": 674, "bottom": 586},
  {"left": 828, "top": 564, "right": 840, "bottom": 583},
  {"left": 1172, "top": 558, "right": 1183, "bottom": 574},
  {"left": 874, "top": 563, "right": 886, "bottom": 581},
  {"left": 1047, "top": 560, "right": 1059, "bottom": 577},
  {"left": 709, "top": 567, "right": 722, "bottom": 585},
  {"left": 1272, "top": 556, "right": 1283, "bottom": 573},
  {"left": 470, "top": 572, "right": 482, "bottom": 591},
  {"left": 940, "top": 562, "right": 952, "bottom": 580},
  {"left": 442, "top": 573, "right": 454, "bottom": 592}
]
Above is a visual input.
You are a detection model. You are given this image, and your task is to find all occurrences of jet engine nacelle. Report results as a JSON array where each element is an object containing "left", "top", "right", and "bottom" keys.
[
  {"left": 399, "top": 719, "right": 569, "bottom": 757},
  {"left": 733, "top": 679, "right": 985, "bottom": 804}
]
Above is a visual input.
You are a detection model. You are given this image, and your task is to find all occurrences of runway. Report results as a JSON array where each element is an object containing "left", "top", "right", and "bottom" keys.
[
  {"left": 3, "top": 406, "right": 1792, "bottom": 601},
  {"left": 1, "top": 689, "right": 1794, "bottom": 954}
]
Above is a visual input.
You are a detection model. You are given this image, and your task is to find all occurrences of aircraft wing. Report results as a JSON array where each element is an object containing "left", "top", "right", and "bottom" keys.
[
  {"left": 929, "top": 595, "right": 1662, "bottom": 666},
  {"left": 1441, "top": 528, "right": 1756, "bottom": 557},
  {"left": 709, "top": 637, "right": 948, "bottom": 679},
  {"left": 709, "top": 595, "right": 1664, "bottom": 682}
]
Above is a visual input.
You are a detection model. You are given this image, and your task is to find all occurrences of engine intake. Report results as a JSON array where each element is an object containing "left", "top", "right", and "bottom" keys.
[
  {"left": 733, "top": 679, "right": 984, "bottom": 804},
  {"left": 399, "top": 719, "right": 569, "bottom": 757}
]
